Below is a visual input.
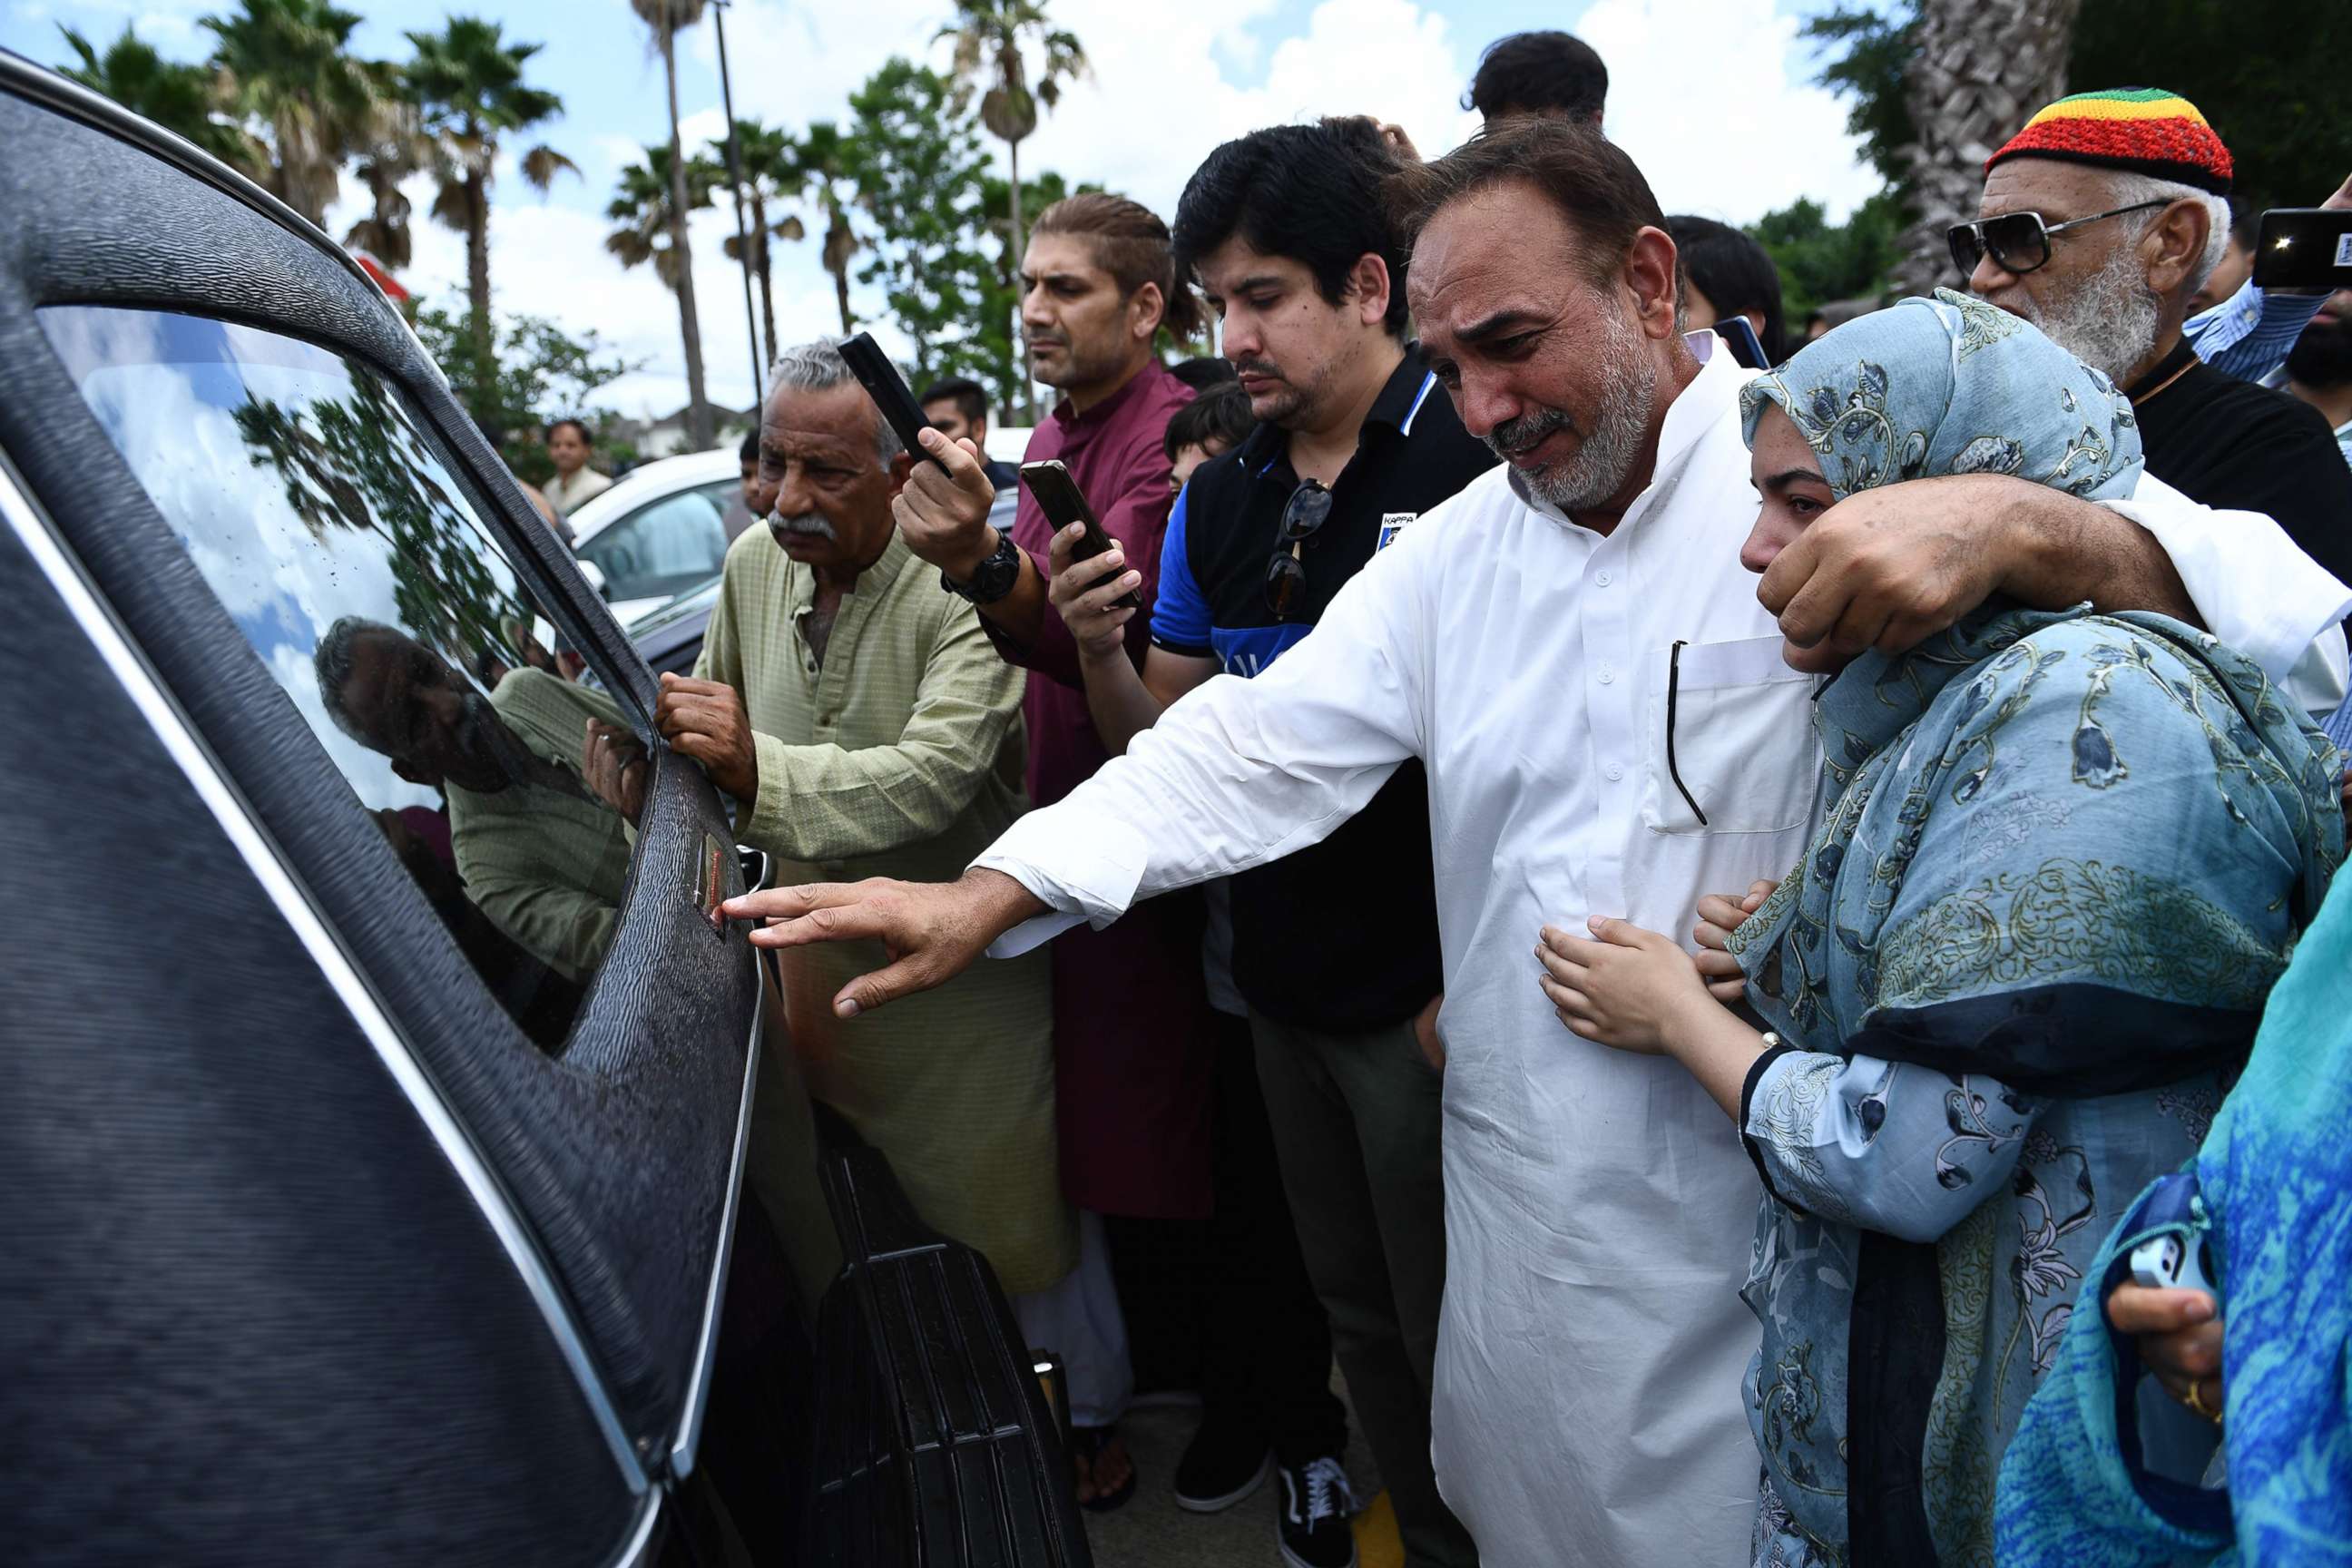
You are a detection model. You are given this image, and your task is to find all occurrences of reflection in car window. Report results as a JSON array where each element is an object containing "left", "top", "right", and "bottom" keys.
[
  {"left": 578, "top": 485, "right": 731, "bottom": 610},
  {"left": 43, "top": 306, "right": 638, "bottom": 1050}
]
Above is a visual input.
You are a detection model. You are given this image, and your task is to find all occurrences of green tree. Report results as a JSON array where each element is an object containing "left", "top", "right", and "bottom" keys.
[
  {"left": 201, "top": 0, "right": 397, "bottom": 226},
  {"left": 845, "top": 58, "right": 998, "bottom": 391},
  {"left": 2065, "top": 0, "right": 2351, "bottom": 203},
  {"left": 414, "top": 304, "right": 643, "bottom": 482},
  {"left": 794, "top": 122, "right": 865, "bottom": 336},
  {"left": 58, "top": 24, "right": 268, "bottom": 177},
  {"left": 394, "top": 17, "right": 576, "bottom": 358},
  {"left": 607, "top": 145, "right": 722, "bottom": 435},
  {"left": 713, "top": 119, "right": 802, "bottom": 368},
  {"left": 1748, "top": 191, "right": 1906, "bottom": 319},
  {"left": 627, "top": 0, "right": 714, "bottom": 449},
  {"left": 936, "top": 0, "right": 1087, "bottom": 387}
]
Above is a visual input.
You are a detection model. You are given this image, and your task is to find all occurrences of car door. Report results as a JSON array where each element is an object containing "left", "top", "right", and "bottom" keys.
[{"left": 0, "top": 61, "right": 770, "bottom": 1565}]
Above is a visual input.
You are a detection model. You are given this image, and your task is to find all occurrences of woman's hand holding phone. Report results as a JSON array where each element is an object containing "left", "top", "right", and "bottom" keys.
[{"left": 1046, "top": 523, "right": 1143, "bottom": 661}]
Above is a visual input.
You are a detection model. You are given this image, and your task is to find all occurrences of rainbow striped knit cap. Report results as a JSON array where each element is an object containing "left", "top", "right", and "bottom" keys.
[{"left": 1985, "top": 87, "right": 2233, "bottom": 194}]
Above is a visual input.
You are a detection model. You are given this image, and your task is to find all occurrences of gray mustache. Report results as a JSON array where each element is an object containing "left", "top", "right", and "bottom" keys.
[
  {"left": 768, "top": 511, "right": 837, "bottom": 542},
  {"left": 1490, "top": 405, "right": 1571, "bottom": 457}
]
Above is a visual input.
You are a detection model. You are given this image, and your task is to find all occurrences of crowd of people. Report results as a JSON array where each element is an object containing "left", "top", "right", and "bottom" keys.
[{"left": 529, "top": 29, "right": 2352, "bottom": 1568}]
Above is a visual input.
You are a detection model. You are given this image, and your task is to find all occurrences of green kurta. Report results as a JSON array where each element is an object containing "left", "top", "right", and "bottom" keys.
[
  {"left": 447, "top": 667, "right": 633, "bottom": 985},
  {"left": 698, "top": 524, "right": 1072, "bottom": 1295}
]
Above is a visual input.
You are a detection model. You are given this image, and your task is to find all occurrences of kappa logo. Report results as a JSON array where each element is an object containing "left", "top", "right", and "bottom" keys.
[{"left": 1377, "top": 512, "right": 1418, "bottom": 551}]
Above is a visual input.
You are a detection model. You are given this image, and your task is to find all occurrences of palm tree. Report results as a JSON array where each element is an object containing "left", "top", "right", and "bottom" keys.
[
  {"left": 1896, "top": 0, "right": 2082, "bottom": 293},
  {"left": 59, "top": 24, "right": 269, "bottom": 178},
  {"left": 608, "top": 146, "right": 721, "bottom": 424},
  {"left": 628, "top": 0, "right": 713, "bottom": 449},
  {"left": 201, "top": 0, "right": 396, "bottom": 228},
  {"left": 396, "top": 17, "right": 577, "bottom": 358},
  {"left": 795, "top": 122, "right": 864, "bottom": 337},
  {"left": 713, "top": 119, "right": 801, "bottom": 368},
  {"left": 936, "top": 1, "right": 1086, "bottom": 302}
]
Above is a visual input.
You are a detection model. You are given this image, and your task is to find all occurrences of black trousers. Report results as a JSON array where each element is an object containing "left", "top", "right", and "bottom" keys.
[{"left": 1107, "top": 1009, "right": 1345, "bottom": 1465}]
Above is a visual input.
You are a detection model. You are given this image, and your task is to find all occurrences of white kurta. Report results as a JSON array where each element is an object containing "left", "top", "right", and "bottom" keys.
[{"left": 975, "top": 340, "right": 2352, "bottom": 1566}]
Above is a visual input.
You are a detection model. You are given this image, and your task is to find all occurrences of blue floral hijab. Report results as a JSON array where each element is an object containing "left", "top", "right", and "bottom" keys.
[{"left": 1721, "top": 293, "right": 2344, "bottom": 1564}]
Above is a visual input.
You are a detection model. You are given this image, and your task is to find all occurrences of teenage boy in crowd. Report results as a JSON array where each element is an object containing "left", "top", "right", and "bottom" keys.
[
  {"left": 725, "top": 118, "right": 2351, "bottom": 1567},
  {"left": 918, "top": 375, "right": 1019, "bottom": 489},
  {"left": 1052, "top": 118, "right": 1491, "bottom": 1568},
  {"left": 1464, "top": 29, "right": 1606, "bottom": 126}
]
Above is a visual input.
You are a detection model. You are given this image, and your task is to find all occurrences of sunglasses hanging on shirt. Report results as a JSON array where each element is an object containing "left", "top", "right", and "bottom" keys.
[{"left": 1263, "top": 479, "right": 1336, "bottom": 620}]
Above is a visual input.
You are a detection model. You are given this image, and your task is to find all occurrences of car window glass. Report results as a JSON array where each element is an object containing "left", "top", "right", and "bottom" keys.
[
  {"left": 43, "top": 305, "right": 638, "bottom": 1051},
  {"left": 578, "top": 486, "right": 730, "bottom": 609}
]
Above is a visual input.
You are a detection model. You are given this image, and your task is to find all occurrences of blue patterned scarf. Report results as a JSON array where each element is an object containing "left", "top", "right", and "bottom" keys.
[{"left": 1995, "top": 849, "right": 2352, "bottom": 1564}]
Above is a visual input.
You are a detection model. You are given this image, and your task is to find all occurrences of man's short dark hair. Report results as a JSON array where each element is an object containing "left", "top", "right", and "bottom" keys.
[
  {"left": 1173, "top": 117, "right": 1411, "bottom": 336},
  {"left": 2222, "top": 192, "right": 2260, "bottom": 250},
  {"left": 545, "top": 416, "right": 591, "bottom": 446},
  {"left": 1465, "top": 31, "right": 1607, "bottom": 122},
  {"left": 1169, "top": 356, "right": 1239, "bottom": 390},
  {"left": 1163, "top": 381, "right": 1255, "bottom": 463},
  {"left": 1666, "top": 214, "right": 1789, "bottom": 363},
  {"left": 1032, "top": 192, "right": 1206, "bottom": 340},
  {"left": 1387, "top": 117, "right": 1666, "bottom": 292},
  {"left": 917, "top": 376, "right": 988, "bottom": 426},
  {"left": 738, "top": 428, "right": 759, "bottom": 462}
]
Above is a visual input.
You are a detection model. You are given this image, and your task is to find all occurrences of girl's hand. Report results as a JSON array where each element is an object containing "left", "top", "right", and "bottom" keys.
[
  {"left": 1537, "top": 916, "right": 1712, "bottom": 1054},
  {"left": 1692, "top": 878, "right": 1777, "bottom": 1002},
  {"left": 2108, "top": 1283, "right": 2224, "bottom": 1420}
]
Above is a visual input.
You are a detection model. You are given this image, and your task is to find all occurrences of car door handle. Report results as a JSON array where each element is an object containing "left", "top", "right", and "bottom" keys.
[{"left": 736, "top": 846, "right": 774, "bottom": 896}]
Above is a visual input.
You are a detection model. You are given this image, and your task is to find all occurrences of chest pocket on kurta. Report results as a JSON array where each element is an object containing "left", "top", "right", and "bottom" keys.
[{"left": 1640, "top": 634, "right": 1816, "bottom": 835}]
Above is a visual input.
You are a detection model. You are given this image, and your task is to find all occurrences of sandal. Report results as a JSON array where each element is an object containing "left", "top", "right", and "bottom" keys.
[{"left": 1069, "top": 1423, "right": 1138, "bottom": 1514}]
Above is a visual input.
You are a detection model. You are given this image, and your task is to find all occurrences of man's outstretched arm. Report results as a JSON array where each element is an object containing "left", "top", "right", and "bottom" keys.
[{"left": 722, "top": 867, "right": 1045, "bottom": 1018}]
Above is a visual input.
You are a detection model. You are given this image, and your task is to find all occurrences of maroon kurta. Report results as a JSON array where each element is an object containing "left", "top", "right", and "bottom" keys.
[{"left": 984, "top": 362, "right": 1216, "bottom": 1220}]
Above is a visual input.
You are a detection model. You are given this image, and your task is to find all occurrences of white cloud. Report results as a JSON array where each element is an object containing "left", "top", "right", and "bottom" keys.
[{"left": 1576, "top": 0, "right": 1880, "bottom": 225}]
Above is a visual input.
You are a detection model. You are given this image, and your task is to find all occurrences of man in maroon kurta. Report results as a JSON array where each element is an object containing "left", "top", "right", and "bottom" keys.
[{"left": 893, "top": 192, "right": 1221, "bottom": 1502}]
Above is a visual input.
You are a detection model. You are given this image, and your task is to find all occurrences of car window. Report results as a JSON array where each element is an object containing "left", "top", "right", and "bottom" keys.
[
  {"left": 578, "top": 483, "right": 731, "bottom": 606},
  {"left": 43, "top": 305, "right": 638, "bottom": 1051}
]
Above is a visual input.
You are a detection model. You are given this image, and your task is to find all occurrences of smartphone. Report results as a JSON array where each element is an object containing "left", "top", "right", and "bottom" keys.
[
  {"left": 2251, "top": 208, "right": 2352, "bottom": 291},
  {"left": 1714, "top": 314, "right": 1771, "bottom": 370},
  {"left": 838, "top": 331, "right": 953, "bottom": 473},
  {"left": 1022, "top": 459, "right": 1141, "bottom": 611}
]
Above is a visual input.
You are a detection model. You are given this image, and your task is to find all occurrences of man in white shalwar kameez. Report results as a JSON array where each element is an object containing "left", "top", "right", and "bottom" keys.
[{"left": 727, "top": 122, "right": 2352, "bottom": 1567}]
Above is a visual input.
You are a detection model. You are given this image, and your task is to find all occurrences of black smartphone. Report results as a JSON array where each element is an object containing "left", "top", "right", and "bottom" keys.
[
  {"left": 838, "top": 330, "right": 953, "bottom": 472},
  {"left": 2251, "top": 208, "right": 2352, "bottom": 291},
  {"left": 1714, "top": 314, "right": 1770, "bottom": 369},
  {"left": 1021, "top": 459, "right": 1141, "bottom": 611}
]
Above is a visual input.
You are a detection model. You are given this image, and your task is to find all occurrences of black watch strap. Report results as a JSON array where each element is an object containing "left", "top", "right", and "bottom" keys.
[{"left": 940, "top": 528, "right": 1023, "bottom": 605}]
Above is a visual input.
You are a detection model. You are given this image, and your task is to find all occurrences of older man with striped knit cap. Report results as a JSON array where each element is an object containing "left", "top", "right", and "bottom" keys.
[{"left": 1953, "top": 87, "right": 2352, "bottom": 606}]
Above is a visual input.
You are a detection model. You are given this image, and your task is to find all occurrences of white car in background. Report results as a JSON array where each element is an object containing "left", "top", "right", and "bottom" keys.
[{"left": 564, "top": 448, "right": 747, "bottom": 626}]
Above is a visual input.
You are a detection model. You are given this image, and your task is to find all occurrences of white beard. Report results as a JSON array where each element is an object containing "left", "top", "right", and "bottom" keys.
[{"left": 2010, "top": 242, "right": 2162, "bottom": 385}]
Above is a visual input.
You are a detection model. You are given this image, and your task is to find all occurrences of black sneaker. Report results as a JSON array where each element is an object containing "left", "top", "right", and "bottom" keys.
[
  {"left": 1173, "top": 1416, "right": 1272, "bottom": 1513},
  {"left": 1277, "top": 1454, "right": 1357, "bottom": 1568}
]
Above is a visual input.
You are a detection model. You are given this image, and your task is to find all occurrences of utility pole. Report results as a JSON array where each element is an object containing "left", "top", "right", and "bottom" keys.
[{"left": 711, "top": 0, "right": 764, "bottom": 410}]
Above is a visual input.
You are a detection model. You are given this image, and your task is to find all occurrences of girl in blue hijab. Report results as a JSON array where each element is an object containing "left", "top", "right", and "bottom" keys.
[{"left": 1533, "top": 290, "right": 2343, "bottom": 1566}]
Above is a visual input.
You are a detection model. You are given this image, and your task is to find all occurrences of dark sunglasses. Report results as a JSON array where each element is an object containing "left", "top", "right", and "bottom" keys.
[
  {"left": 1945, "top": 199, "right": 2168, "bottom": 279},
  {"left": 1263, "top": 479, "right": 1335, "bottom": 620}
]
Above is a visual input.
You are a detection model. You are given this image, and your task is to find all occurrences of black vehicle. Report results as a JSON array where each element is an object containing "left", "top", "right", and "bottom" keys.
[{"left": 0, "top": 54, "right": 1086, "bottom": 1567}]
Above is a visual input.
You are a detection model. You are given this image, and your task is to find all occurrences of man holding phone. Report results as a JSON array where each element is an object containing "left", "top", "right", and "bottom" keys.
[
  {"left": 891, "top": 191, "right": 1257, "bottom": 1513},
  {"left": 1046, "top": 119, "right": 1497, "bottom": 1568}
]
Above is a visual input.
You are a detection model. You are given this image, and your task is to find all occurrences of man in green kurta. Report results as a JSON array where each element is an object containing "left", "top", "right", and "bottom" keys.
[{"left": 655, "top": 338, "right": 1072, "bottom": 1298}]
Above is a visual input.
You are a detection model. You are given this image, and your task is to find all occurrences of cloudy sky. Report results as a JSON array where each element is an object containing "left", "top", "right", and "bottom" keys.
[{"left": 3, "top": 0, "right": 1886, "bottom": 421}]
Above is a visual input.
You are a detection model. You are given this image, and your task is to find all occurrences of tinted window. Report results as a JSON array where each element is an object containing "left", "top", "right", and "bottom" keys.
[
  {"left": 578, "top": 484, "right": 732, "bottom": 610},
  {"left": 44, "top": 306, "right": 638, "bottom": 1050}
]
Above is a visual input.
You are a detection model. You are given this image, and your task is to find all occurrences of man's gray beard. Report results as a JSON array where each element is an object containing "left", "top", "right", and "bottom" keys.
[
  {"left": 768, "top": 510, "right": 836, "bottom": 544},
  {"left": 2005, "top": 241, "right": 2161, "bottom": 384},
  {"left": 1499, "top": 309, "right": 1657, "bottom": 513}
]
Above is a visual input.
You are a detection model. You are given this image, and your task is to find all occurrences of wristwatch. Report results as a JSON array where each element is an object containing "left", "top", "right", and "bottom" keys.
[{"left": 940, "top": 528, "right": 1023, "bottom": 605}]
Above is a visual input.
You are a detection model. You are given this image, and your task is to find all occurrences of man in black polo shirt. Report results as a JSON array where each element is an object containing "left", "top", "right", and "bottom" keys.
[{"left": 1045, "top": 119, "right": 1492, "bottom": 1568}]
